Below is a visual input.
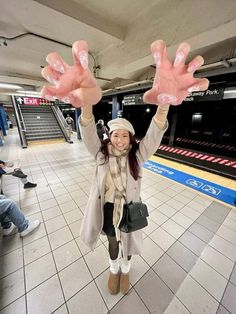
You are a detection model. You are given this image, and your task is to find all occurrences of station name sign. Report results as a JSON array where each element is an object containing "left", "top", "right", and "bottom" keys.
[
  {"left": 123, "top": 94, "right": 144, "bottom": 105},
  {"left": 123, "top": 87, "right": 225, "bottom": 105},
  {"left": 184, "top": 87, "right": 225, "bottom": 102}
]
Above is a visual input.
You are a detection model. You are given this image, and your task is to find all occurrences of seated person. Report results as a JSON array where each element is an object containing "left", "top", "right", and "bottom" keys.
[
  {"left": 0, "top": 194, "right": 40, "bottom": 237},
  {"left": 0, "top": 160, "right": 37, "bottom": 189}
]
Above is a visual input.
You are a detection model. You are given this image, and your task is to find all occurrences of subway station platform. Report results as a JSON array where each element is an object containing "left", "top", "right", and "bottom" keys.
[{"left": 0, "top": 129, "right": 235, "bottom": 314}]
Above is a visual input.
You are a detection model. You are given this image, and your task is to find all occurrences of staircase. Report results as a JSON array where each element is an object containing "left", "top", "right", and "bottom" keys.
[{"left": 19, "top": 105, "right": 65, "bottom": 142}]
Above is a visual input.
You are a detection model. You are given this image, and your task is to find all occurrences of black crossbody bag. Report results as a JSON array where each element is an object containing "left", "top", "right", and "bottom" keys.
[
  {"left": 119, "top": 201, "right": 149, "bottom": 233},
  {"left": 95, "top": 165, "right": 149, "bottom": 233}
]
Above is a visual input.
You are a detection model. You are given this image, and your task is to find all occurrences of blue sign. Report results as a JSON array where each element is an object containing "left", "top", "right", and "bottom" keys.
[{"left": 144, "top": 160, "right": 236, "bottom": 206}]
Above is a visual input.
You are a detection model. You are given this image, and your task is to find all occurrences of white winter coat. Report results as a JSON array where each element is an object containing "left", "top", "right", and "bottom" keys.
[{"left": 79, "top": 116, "right": 168, "bottom": 257}]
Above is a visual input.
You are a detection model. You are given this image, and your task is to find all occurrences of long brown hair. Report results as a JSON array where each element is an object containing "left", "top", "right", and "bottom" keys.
[{"left": 99, "top": 132, "right": 140, "bottom": 180}]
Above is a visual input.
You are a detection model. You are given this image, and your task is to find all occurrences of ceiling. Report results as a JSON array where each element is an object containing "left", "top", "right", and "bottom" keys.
[{"left": 0, "top": 0, "right": 236, "bottom": 104}]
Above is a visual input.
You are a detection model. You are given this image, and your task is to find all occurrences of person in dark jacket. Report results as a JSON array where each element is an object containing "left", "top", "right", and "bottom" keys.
[
  {"left": 96, "top": 119, "right": 109, "bottom": 141},
  {"left": 66, "top": 114, "right": 74, "bottom": 133}
]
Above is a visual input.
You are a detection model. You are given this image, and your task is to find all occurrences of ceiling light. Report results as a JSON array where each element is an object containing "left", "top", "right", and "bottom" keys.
[
  {"left": 16, "top": 90, "right": 41, "bottom": 95},
  {"left": 0, "top": 83, "right": 23, "bottom": 89},
  {"left": 224, "top": 90, "right": 236, "bottom": 93}
]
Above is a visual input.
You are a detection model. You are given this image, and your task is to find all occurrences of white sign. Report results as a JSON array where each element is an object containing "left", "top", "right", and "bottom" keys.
[
  {"left": 186, "top": 179, "right": 203, "bottom": 188},
  {"left": 186, "top": 178, "right": 221, "bottom": 196},
  {"left": 202, "top": 185, "right": 221, "bottom": 195},
  {"left": 145, "top": 162, "right": 174, "bottom": 175}
]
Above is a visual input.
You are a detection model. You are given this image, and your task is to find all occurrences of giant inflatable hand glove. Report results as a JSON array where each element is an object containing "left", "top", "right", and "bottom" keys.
[
  {"left": 143, "top": 41, "right": 209, "bottom": 105},
  {"left": 41, "top": 41, "right": 102, "bottom": 107},
  {"left": 41, "top": 40, "right": 209, "bottom": 107}
]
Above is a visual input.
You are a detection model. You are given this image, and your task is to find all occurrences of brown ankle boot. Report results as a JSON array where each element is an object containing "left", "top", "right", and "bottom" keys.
[
  {"left": 108, "top": 272, "right": 120, "bottom": 295},
  {"left": 120, "top": 272, "right": 130, "bottom": 294}
]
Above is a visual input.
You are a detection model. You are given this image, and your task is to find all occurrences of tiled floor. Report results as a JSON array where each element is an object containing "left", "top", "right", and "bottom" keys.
[{"left": 0, "top": 130, "right": 236, "bottom": 314}]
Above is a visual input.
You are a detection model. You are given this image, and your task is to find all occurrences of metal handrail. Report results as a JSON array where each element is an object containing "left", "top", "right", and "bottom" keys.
[
  {"left": 53, "top": 106, "right": 70, "bottom": 131},
  {"left": 51, "top": 105, "right": 72, "bottom": 142},
  {"left": 17, "top": 105, "right": 27, "bottom": 132},
  {"left": 11, "top": 96, "right": 27, "bottom": 148}
]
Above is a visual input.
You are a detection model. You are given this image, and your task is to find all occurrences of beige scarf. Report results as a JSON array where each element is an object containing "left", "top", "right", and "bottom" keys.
[{"left": 108, "top": 144, "right": 131, "bottom": 236}]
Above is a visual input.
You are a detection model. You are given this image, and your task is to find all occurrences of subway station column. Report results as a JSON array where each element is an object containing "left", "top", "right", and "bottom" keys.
[
  {"left": 112, "top": 95, "right": 119, "bottom": 119},
  {"left": 0, "top": 105, "right": 7, "bottom": 136},
  {"left": 76, "top": 108, "right": 81, "bottom": 139},
  {"left": 168, "top": 111, "right": 178, "bottom": 146}
]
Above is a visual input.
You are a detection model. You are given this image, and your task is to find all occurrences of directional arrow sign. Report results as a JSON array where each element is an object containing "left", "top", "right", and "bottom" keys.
[{"left": 16, "top": 97, "right": 23, "bottom": 104}]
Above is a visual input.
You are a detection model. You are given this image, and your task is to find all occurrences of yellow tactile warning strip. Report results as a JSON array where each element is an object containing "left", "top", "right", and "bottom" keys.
[
  {"left": 147, "top": 155, "right": 236, "bottom": 208},
  {"left": 150, "top": 155, "right": 236, "bottom": 190},
  {"left": 28, "top": 139, "right": 65, "bottom": 146}
]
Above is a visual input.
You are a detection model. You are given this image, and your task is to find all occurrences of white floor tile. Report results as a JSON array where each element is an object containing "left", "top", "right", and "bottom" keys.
[
  {"left": 0, "top": 296, "right": 26, "bottom": 314},
  {"left": 25, "top": 252, "right": 57, "bottom": 292},
  {"left": 84, "top": 245, "right": 110, "bottom": 278},
  {"left": 59, "top": 259, "right": 93, "bottom": 300},
  {"left": 200, "top": 245, "right": 234, "bottom": 279},
  {"left": 176, "top": 275, "right": 219, "bottom": 314},
  {"left": 53, "top": 240, "right": 81, "bottom": 271},
  {"left": 0, "top": 248, "right": 23, "bottom": 279},
  {"left": 190, "top": 259, "right": 227, "bottom": 301},
  {"left": 141, "top": 236, "right": 164, "bottom": 266},
  {"left": 150, "top": 227, "right": 176, "bottom": 251},
  {"left": 0, "top": 269, "right": 25, "bottom": 310},
  {"left": 67, "top": 281, "right": 107, "bottom": 314},
  {"left": 26, "top": 275, "right": 64, "bottom": 314}
]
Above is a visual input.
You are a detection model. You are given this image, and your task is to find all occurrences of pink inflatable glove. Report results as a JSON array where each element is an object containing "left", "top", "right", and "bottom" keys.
[
  {"left": 143, "top": 41, "right": 209, "bottom": 105},
  {"left": 41, "top": 40, "right": 102, "bottom": 107}
]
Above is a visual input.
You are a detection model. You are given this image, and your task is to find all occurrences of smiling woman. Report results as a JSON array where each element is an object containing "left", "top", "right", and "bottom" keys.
[{"left": 40, "top": 38, "right": 209, "bottom": 295}]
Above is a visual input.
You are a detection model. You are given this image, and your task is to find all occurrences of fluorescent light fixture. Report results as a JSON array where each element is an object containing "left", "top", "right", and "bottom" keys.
[
  {"left": 0, "top": 83, "right": 23, "bottom": 89},
  {"left": 14, "top": 93, "right": 41, "bottom": 98},
  {"left": 16, "top": 90, "right": 41, "bottom": 95},
  {"left": 224, "top": 90, "right": 236, "bottom": 93}
]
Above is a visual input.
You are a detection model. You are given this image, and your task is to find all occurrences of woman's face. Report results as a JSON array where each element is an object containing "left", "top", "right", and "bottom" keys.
[{"left": 110, "top": 129, "right": 130, "bottom": 151}]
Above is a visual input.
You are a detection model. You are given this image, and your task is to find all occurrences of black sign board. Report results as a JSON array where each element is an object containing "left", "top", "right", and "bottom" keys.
[
  {"left": 54, "top": 99, "right": 72, "bottom": 107},
  {"left": 184, "top": 87, "right": 225, "bottom": 102},
  {"left": 123, "top": 87, "right": 225, "bottom": 105},
  {"left": 123, "top": 94, "right": 144, "bottom": 105}
]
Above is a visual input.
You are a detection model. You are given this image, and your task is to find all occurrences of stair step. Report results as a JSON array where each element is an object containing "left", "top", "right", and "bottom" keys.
[
  {"left": 26, "top": 131, "right": 63, "bottom": 136},
  {"left": 25, "top": 127, "right": 61, "bottom": 131},
  {"left": 26, "top": 134, "right": 64, "bottom": 140},
  {"left": 25, "top": 123, "right": 59, "bottom": 126},
  {"left": 17, "top": 105, "right": 69, "bottom": 145}
]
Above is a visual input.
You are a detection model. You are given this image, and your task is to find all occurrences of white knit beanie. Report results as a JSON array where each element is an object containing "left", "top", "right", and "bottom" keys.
[{"left": 107, "top": 118, "right": 135, "bottom": 135}]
